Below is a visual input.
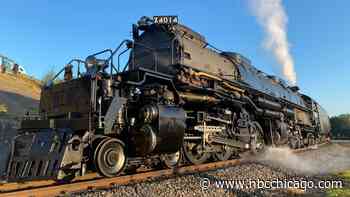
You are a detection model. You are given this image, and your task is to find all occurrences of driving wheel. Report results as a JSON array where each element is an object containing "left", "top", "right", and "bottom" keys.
[
  {"left": 183, "top": 140, "right": 210, "bottom": 165},
  {"left": 161, "top": 151, "right": 181, "bottom": 168}
]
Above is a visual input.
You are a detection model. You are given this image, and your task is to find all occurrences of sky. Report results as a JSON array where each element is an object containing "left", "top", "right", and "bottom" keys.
[{"left": 0, "top": 0, "right": 349, "bottom": 116}]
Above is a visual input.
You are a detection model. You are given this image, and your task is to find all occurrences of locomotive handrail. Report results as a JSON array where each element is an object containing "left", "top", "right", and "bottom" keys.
[
  {"left": 67, "top": 59, "right": 86, "bottom": 65},
  {"left": 171, "top": 36, "right": 180, "bottom": 65},
  {"left": 109, "top": 40, "right": 132, "bottom": 60},
  {"left": 117, "top": 48, "right": 130, "bottom": 72},
  {"left": 205, "top": 42, "right": 224, "bottom": 53},
  {"left": 49, "top": 40, "right": 131, "bottom": 84},
  {"left": 108, "top": 40, "right": 132, "bottom": 75},
  {"left": 86, "top": 40, "right": 132, "bottom": 76},
  {"left": 51, "top": 59, "right": 85, "bottom": 82},
  {"left": 67, "top": 59, "right": 86, "bottom": 78},
  {"left": 89, "top": 49, "right": 113, "bottom": 58},
  {"left": 51, "top": 39, "right": 160, "bottom": 82},
  {"left": 51, "top": 68, "right": 64, "bottom": 82},
  {"left": 86, "top": 48, "right": 117, "bottom": 76}
]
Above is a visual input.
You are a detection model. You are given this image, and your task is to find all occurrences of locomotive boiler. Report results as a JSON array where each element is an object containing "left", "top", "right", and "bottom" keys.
[{"left": 4, "top": 16, "right": 330, "bottom": 182}]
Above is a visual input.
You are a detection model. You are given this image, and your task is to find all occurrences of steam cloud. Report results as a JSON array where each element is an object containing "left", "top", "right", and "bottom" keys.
[
  {"left": 249, "top": 0, "right": 297, "bottom": 85},
  {"left": 250, "top": 144, "right": 350, "bottom": 175}
]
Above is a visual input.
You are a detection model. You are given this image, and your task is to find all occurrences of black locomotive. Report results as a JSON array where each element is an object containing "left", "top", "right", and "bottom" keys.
[{"left": 4, "top": 16, "right": 330, "bottom": 182}]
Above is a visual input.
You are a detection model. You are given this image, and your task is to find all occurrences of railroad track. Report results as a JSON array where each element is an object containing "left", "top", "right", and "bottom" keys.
[
  {"left": 0, "top": 142, "right": 330, "bottom": 197},
  {"left": 291, "top": 141, "right": 330, "bottom": 153},
  {"left": 331, "top": 139, "right": 350, "bottom": 143}
]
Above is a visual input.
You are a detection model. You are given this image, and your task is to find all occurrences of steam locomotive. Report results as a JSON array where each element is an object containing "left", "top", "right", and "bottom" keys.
[{"left": 4, "top": 16, "right": 330, "bottom": 182}]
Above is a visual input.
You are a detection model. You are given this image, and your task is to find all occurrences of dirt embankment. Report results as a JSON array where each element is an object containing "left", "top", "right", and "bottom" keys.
[
  {"left": 0, "top": 73, "right": 41, "bottom": 116},
  {"left": 0, "top": 72, "right": 41, "bottom": 139},
  {"left": 0, "top": 73, "right": 41, "bottom": 178}
]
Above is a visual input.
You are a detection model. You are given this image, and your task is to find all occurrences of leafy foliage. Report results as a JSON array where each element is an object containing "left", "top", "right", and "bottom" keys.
[
  {"left": 41, "top": 69, "right": 56, "bottom": 85},
  {"left": 330, "top": 114, "right": 350, "bottom": 139},
  {"left": 41, "top": 68, "right": 61, "bottom": 85},
  {"left": 0, "top": 104, "right": 8, "bottom": 113}
]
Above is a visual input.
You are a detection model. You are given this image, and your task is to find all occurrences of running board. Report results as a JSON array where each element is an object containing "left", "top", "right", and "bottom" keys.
[{"left": 210, "top": 136, "right": 250, "bottom": 149}]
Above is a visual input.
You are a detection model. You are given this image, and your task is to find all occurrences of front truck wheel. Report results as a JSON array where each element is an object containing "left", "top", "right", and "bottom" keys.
[
  {"left": 161, "top": 151, "right": 181, "bottom": 168},
  {"left": 94, "top": 138, "right": 127, "bottom": 177}
]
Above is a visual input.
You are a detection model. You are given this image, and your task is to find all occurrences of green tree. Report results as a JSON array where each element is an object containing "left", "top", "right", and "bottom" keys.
[
  {"left": 41, "top": 68, "right": 61, "bottom": 85},
  {"left": 330, "top": 114, "right": 350, "bottom": 139}
]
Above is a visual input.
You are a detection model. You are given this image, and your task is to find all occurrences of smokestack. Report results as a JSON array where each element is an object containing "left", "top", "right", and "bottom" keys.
[{"left": 249, "top": 0, "right": 297, "bottom": 85}]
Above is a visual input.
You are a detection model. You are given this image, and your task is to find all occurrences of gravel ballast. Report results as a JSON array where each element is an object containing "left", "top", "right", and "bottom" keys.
[{"left": 73, "top": 143, "right": 350, "bottom": 197}]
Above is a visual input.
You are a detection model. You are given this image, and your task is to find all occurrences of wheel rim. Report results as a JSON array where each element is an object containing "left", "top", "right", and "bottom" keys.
[
  {"left": 95, "top": 138, "right": 126, "bottom": 177},
  {"left": 93, "top": 137, "right": 110, "bottom": 167},
  {"left": 288, "top": 137, "right": 298, "bottom": 149},
  {"left": 183, "top": 141, "right": 210, "bottom": 165},
  {"left": 214, "top": 145, "right": 233, "bottom": 161},
  {"left": 161, "top": 151, "right": 181, "bottom": 168},
  {"left": 214, "top": 129, "right": 233, "bottom": 161}
]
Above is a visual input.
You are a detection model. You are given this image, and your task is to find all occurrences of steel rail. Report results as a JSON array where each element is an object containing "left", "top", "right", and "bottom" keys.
[
  {"left": 0, "top": 173, "right": 98, "bottom": 193},
  {"left": 291, "top": 141, "right": 330, "bottom": 153},
  {"left": 0, "top": 159, "right": 241, "bottom": 197}
]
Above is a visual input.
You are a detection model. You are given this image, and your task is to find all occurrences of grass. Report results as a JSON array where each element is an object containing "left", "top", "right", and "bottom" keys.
[
  {"left": 339, "top": 171, "right": 350, "bottom": 181},
  {"left": 0, "top": 104, "right": 8, "bottom": 113},
  {"left": 327, "top": 170, "right": 350, "bottom": 197}
]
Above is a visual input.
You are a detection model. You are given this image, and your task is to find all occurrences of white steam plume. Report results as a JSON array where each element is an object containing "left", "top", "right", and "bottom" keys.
[
  {"left": 250, "top": 144, "right": 350, "bottom": 175},
  {"left": 249, "top": 0, "right": 297, "bottom": 85}
]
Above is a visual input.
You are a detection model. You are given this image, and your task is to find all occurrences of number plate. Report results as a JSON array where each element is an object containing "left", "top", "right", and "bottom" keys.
[{"left": 153, "top": 16, "right": 178, "bottom": 25}]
